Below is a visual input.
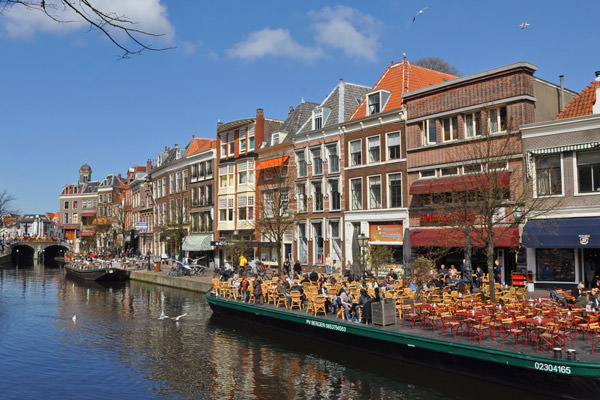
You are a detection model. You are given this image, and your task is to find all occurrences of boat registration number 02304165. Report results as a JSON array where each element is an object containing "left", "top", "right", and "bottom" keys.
[{"left": 534, "top": 362, "right": 571, "bottom": 375}]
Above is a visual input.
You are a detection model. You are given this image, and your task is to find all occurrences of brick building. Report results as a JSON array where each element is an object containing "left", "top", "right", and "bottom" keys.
[{"left": 404, "top": 62, "right": 575, "bottom": 281}]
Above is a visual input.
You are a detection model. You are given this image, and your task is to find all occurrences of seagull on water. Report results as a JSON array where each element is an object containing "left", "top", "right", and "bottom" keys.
[
  {"left": 171, "top": 313, "right": 188, "bottom": 321},
  {"left": 413, "top": 6, "right": 431, "bottom": 22},
  {"left": 72, "top": 315, "right": 77, "bottom": 324},
  {"left": 520, "top": 21, "right": 530, "bottom": 30},
  {"left": 158, "top": 312, "right": 169, "bottom": 320}
]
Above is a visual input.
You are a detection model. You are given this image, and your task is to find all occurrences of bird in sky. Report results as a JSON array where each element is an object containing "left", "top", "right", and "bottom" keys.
[
  {"left": 171, "top": 313, "right": 188, "bottom": 321},
  {"left": 413, "top": 6, "right": 431, "bottom": 22},
  {"left": 158, "top": 312, "right": 169, "bottom": 320},
  {"left": 520, "top": 21, "right": 530, "bottom": 30}
]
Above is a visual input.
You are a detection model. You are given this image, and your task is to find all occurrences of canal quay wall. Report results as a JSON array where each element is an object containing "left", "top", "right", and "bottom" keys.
[{"left": 128, "top": 269, "right": 213, "bottom": 293}]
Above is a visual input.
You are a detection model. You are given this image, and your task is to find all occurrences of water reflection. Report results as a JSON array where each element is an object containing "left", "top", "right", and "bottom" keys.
[{"left": 0, "top": 265, "right": 547, "bottom": 400}]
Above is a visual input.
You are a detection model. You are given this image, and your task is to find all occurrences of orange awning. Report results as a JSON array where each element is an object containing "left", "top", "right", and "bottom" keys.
[{"left": 256, "top": 156, "right": 289, "bottom": 169}]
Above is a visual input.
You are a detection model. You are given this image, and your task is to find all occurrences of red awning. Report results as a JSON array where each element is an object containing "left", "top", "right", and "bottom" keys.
[
  {"left": 79, "top": 231, "right": 96, "bottom": 237},
  {"left": 256, "top": 156, "right": 289, "bottom": 170},
  {"left": 409, "top": 227, "right": 519, "bottom": 248},
  {"left": 409, "top": 171, "right": 510, "bottom": 195},
  {"left": 63, "top": 226, "right": 78, "bottom": 230},
  {"left": 80, "top": 212, "right": 96, "bottom": 217}
]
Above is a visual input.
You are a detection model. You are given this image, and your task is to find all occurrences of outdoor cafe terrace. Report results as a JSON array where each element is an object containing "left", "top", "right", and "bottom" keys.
[{"left": 212, "top": 275, "right": 600, "bottom": 363}]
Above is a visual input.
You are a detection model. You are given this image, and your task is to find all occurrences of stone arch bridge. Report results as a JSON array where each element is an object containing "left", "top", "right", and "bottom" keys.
[{"left": 6, "top": 239, "right": 73, "bottom": 263}]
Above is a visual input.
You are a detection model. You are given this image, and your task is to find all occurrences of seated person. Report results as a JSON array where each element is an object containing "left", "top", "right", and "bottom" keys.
[
  {"left": 309, "top": 269, "right": 319, "bottom": 283},
  {"left": 339, "top": 289, "right": 357, "bottom": 321},
  {"left": 300, "top": 274, "right": 311, "bottom": 284}
]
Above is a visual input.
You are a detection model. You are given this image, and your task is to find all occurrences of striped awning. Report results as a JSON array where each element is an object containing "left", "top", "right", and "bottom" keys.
[{"left": 527, "top": 142, "right": 600, "bottom": 155}]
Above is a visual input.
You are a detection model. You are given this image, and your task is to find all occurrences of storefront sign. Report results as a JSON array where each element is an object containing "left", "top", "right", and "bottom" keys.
[
  {"left": 369, "top": 223, "right": 403, "bottom": 242},
  {"left": 419, "top": 212, "right": 476, "bottom": 224},
  {"left": 136, "top": 222, "right": 148, "bottom": 232}
]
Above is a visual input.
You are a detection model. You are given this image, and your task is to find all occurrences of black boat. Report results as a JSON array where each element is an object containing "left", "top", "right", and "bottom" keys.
[{"left": 64, "top": 261, "right": 129, "bottom": 281}]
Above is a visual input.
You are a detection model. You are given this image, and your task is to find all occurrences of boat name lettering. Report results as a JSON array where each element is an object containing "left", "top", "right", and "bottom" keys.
[
  {"left": 306, "top": 320, "right": 346, "bottom": 333},
  {"left": 533, "top": 362, "right": 571, "bottom": 375}
]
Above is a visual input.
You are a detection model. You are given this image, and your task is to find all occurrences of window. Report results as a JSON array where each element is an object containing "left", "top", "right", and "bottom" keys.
[
  {"left": 421, "top": 119, "right": 437, "bottom": 145},
  {"left": 72, "top": 213, "right": 78, "bottom": 224},
  {"left": 488, "top": 106, "right": 507, "bottom": 134},
  {"left": 311, "top": 147, "right": 323, "bottom": 175},
  {"left": 64, "top": 201, "right": 69, "bottom": 209},
  {"left": 298, "top": 223, "right": 308, "bottom": 264},
  {"left": 264, "top": 192, "right": 274, "bottom": 217},
  {"left": 464, "top": 111, "right": 481, "bottom": 137},
  {"left": 368, "top": 136, "right": 380, "bottom": 163},
  {"left": 536, "top": 248, "right": 575, "bottom": 282},
  {"left": 387, "top": 132, "right": 401, "bottom": 160},
  {"left": 327, "top": 144, "right": 339, "bottom": 173},
  {"left": 329, "top": 220, "right": 342, "bottom": 261},
  {"left": 487, "top": 161, "right": 506, "bottom": 171},
  {"left": 441, "top": 167, "right": 458, "bottom": 176},
  {"left": 206, "top": 185, "right": 213, "bottom": 205},
  {"left": 313, "top": 108, "right": 323, "bottom": 130},
  {"left": 271, "top": 133, "right": 280, "bottom": 146},
  {"left": 176, "top": 172, "right": 182, "bottom": 193},
  {"left": 577, "top": 150, "right": 600, "bottom": 193},
  {"left": 227, "top": 132, "right": 234, "bottom": 156},
  {"left": 313, "top": 181, "right": 323, "bottom": 211},
  {"left": 296, "top": 150, "right": 307, "bottom": 178},
  {"left": 206, "top": 161, "right": 212, "bottom": 176},
  {"left": 296, "top": 184, "right": 307, "bottom": 212},
  {"left": 536, "top": 155, "right": 562, "bottom": 196},
  {"left": 238, "top": 171, "right": 248, "bottom": 185},
  {"left": 350, "top": 140, "right": 361, "bottom": 166},
  {"left": 388, "top": 173, "right": 402, "bottom": 208},
  {"left": 464, "top": 164, "right": 482, "bottom": 174},
  {"left": 218, "top": 198, "right": 234, "bottom": 222},
  {"left": 64, "top": 213, "right": 69, "bottom": 224},
  {"left": 313, "top": 221, "right": 324, "bottom": 264},
  {"left": 350, "top": 178, "right": 362, "bottom": 210},
  {"left": 442, "top": 116, "right": 458, "bottom": 141},
  {"left": 368, "top": 176, "right": 382, "bottom": 209},
  {"left": 73, "top": 201, "right": 78, "bottom": 209},
  {"left": 248, "top": 126, "right": 255, "bottom": 150},
  {"left": 328, "top": 179, "right": 341, "bottom": 211},
  {"left": 220, "top": 133, "right": 227, "bottom": 158},
  {"left": 368, "top": 92, "right": 383, "bottom": 115},
  {"left": 240, "top": 138, "right": 246, "bottom": 153},
  {"left": 238, "top": 196, "right": 254, "bottom": 221}
]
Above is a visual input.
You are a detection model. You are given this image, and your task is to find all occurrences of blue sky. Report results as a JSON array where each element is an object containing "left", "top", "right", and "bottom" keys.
[{"left": 0, "top": 0, "right": 597, "bottom": 214}]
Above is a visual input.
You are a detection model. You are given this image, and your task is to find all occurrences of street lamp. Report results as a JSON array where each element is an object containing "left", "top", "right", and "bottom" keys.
[{"left": 358, "top": 233, "right": 369, "bottom": 283}]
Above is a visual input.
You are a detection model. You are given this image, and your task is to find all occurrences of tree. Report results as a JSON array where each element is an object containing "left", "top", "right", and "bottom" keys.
[
  {"left": 367, "top": 244, "right": 394, "bottom": 280},
  {"left": 0, "top": 1, "right": 173, "bottom": 58},
  {"left": 414, "top": 57, "right": 461, "bottom": 76},
  {"left": 411, "top": 256, "right": 437, "bottom": 300},
  {"left": 0, "top": 190, "right": 17, "bottom": 227},
  {"left": 254, "top": 159, "right": 296, "bottom": 275}
]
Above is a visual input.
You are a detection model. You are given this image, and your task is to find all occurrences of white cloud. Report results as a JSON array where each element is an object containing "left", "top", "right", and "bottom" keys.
[
  {"left": 1, "top": 0, "right": 175, "bottom": 45},
  {"left": 310, "top": 5, "right": 380, "bottom": 62},
  {"left": 180, "top": 40, "right": 203, "bottom": 56},
  {"left": 227, "top": 28, "right": 322, "bottom": 62}
]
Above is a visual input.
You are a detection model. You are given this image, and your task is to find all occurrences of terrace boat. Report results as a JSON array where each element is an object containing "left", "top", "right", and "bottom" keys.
[
  {"left": 207, "top": 291, "right": 600, "bottom": 400},
  {"left": 64, "top": 261, "right": 129, "bottom": 281}
]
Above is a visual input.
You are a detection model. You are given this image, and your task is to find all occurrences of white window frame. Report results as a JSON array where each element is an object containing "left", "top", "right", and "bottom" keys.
[
  {"left": 350, "top": 177, "right": 363, "bottom": 210},
  {"left": 311, "top": 146, "right": 323, "bottom": 176},
  {"left": 464, "top": 111, "right": 481, "bottom": 138},
  {"left": 312, "top": 108, "right": 323, "bottom": 130},
  {"left": 248, "top": 126, "right": 255, "bottom": 151},
  {"left": 328, "top": 177, "right": 341, "bottom": 211},
  {"left": 488, "top": 106, "right": 507, "bottom": 134},
  {"left": 312, "top": 220, "right": 324, "bottom": 264},
  {"left": 534, "top": 154, "right": 564, "bottom": 198},
  {"left": 326, "top": 143, "right": 339, "bottom": 173},
  {"left": 442, "top": 116, "right": 458, "bottom": 142},
  {"left": 575, "top": 149, "right": 600, "bottom": 195},
  {"left": 387, "top": 172, "right": 403, "bottom": 208},
  {"left": 421, "top": 119, "right": 437, "bottom": 145},
  {"left": 368, "top": 175, "right": 382, "bottom": 209},
  {"left": 296, "top": 149, "right": 307, "bottom": 178},
  {"left": 298, "top": 223, "right": 308, "bottom": 264},
  {"left": 296, "top": 183, "right": 307, "bottom": 213},
  {"left": 328, "top": 219, "right": 342, "bottom": 261},
  {"left": 366, "top": 90, "right": 390, "bottom": 116},
  {"left": 312, "top": 180, "right": 324, "bottom": 212},
  {"left": 349, "top": 139, "right": 362, "bottom": 166},
  {"left": 367, "top": 135, "right": 380, "bottom": 164},
  {"left": 386, "top": 131, "right": 401, "bottom": 161}
]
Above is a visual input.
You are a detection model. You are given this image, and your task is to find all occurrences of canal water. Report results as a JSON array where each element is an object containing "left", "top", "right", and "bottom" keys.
[{"left": 0, "top": 262, "right": 547, "bottom": 400}]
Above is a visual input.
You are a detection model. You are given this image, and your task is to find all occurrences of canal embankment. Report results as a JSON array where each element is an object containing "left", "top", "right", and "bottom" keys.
[{"left": 128, "top": 267, "right": 213, "bottom": 293}]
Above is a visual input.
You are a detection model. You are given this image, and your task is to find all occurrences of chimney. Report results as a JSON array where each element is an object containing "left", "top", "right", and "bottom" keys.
[
  {"left": 594, "top": 72, "right": 600, "bottom": 115},
  {"left": 255, "top": 108, "right": 265, "bottom": 148},
  {"left": 559, "top": 75, "right": 565, "bottom": 111},
  {"left": 164, "top": 146, "right": 168, "bottom": 152}
]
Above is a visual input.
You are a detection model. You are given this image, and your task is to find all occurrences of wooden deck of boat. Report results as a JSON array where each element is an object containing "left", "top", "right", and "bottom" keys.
[{"left": 223, "top": 297, "right": 598, "bottom": 363}]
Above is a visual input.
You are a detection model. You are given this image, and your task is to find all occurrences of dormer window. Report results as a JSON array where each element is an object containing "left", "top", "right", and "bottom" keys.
[
  {"left": 271, "top": 133, "right": 280, "bottom": 146},
  {"left": 367, "top": 90, "right": 391, "bottom": 116},
  {"left": 312, "top": 107, "right": 330, "bottom": 130}
]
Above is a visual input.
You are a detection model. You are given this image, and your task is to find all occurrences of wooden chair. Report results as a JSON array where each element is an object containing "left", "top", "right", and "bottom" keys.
[
  {"left": 289, "top": 291, "right": 304, "bottom": 310},
  {"left": 274, "top": 291, "right": 288, "bottom": 309},
  {"left": 312, "top": 296, "right": 328, "bottom": 317},
  {"left": 247, "top": 283, "right": 254, "bottom": 303},
  {"left": 470, "top": 316, "right": 491, "bottom": 344},
  {"left": 439, "top": 311, "right": 460, "bottom": 339}
]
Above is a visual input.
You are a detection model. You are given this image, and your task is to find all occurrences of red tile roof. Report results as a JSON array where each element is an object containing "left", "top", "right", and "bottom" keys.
[
  {"left": 555, "top": 80, "right": 599, "bottom": 120},
  {"left": 349, "top": 60, "right": 456, "bottom": 121},
  {"left": 187, "top": 138, "right": 217, "bottom": 155}
]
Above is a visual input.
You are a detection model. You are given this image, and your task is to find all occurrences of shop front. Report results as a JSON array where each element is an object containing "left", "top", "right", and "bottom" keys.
[
  {"left": 522, "top": 217, "right": 600, "bottom": 289},
  {"left": 182, "top": 233, "right": 215, "bottom": 266}
]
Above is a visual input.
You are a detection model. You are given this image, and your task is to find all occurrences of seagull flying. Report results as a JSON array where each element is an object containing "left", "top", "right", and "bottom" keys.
[
  {"left": 72, "top": 315, "right": 77, "bottom": 324},
  {"left": 171, "top": 313, "right": 188, "bottom": 321},
  {"left": 520, "top": 21, "right": 530, "bottom": 30},
  {"left": 413, "top": 6, "right": 431, "bottom": 22}
]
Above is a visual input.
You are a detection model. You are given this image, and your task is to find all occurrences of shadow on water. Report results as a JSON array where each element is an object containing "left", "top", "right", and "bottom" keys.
[{"left": 208, "top": 312, "right": 548, "bottom": 400}]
